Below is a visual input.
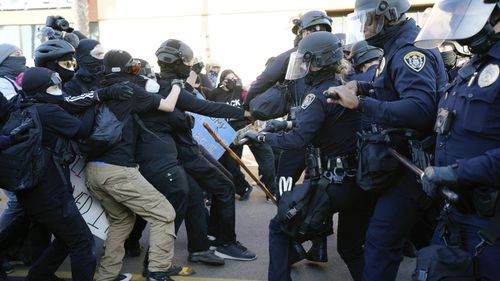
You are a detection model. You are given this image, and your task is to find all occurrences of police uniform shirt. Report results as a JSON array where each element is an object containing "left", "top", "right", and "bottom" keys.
[
  {"left": 435, "top": 41, "right": 500, "bottom": 187},
  {"left": 265, "top": 78, "right": 360, "bottom": 157},
  {"left": 349, "top": 64, "right": 378, "bottom": 131},
  {"left": 16, "top": 104, "right": 86, "bottom": 215},
  {"left": 358, "top": 19, "right": 447, "bottom": 132},
  {"left": 90, "top": 73, "right": 162, "bottom": 167},
  {"left": 245, "top": 47, "right": 297, "bottom": 105}
]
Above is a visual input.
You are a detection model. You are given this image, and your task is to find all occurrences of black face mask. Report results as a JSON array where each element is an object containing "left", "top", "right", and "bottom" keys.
[
  {"left": 56, "top": 65, "right": 75, "bottom": 82},
  {"left": 440, "top": 51, "right": 457, "bottom": 70},
  {"left": 367, "top": 22, "right": 403, "bottom": 48},
  {"left": 225, "top": 79, "right": 236, "bottom": 90},
  {"left": 175, "top": 62, "right": 191, "bottom": 79}
]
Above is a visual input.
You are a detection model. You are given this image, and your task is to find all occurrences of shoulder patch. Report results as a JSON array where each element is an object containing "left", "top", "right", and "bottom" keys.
[
  {"left": 301, "top": 93, "right": 316, "bottom": 110},
  {"left": 404, "top": 51, "right": 426, "bottom": 72}
]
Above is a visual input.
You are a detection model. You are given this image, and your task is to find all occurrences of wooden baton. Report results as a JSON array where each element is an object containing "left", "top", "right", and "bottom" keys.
[{"left": 203, "top": 122, "right": 277, "bottom": 205}]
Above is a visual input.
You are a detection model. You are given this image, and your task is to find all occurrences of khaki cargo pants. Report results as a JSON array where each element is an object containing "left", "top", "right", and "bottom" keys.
[{"left": 85, "top": 162, "right": 176, "bottom": 281}]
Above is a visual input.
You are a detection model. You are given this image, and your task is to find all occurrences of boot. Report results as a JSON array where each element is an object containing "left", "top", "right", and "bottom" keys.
[
  {"left": 306, "top": 237, "right": 328, "bottom": 262},
  {"left": 288, "top": 241, "right": 306, "bottom": 265}
]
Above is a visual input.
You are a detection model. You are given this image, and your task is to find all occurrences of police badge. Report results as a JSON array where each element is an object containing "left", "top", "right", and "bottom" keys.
[
  {"left": 478, "top": 64, "right": 499, "bottom": 88},
  {"left": 404, "top": 51, "right": 426, "bottom": 72},
  {"left": 301, "top": 93, "right": 316, "bottom": 110}
]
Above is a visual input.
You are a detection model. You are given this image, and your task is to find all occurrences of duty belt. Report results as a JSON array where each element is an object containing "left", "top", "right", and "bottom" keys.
[{"left": 322, "top": 154, "right": 357, "bottom": 184}]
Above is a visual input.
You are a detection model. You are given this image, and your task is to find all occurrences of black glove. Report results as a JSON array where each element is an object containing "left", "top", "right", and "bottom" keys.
[
  {"left": 243, "top": 131, "right": 265, "bottom": 144},
  {"left": 421, "top": 164, "right": 459, "bottom": 197},
  {"left": 266, "top": 120, "right": 288, "bottom": 132},
  {"left": 97, "top": 82, "right": 134, "bottom": 101}
]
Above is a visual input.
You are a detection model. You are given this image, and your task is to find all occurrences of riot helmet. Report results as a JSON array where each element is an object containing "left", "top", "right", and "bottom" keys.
[
  {"left": 346, "top": 0, "right": 411, "bottom": 45},
  {"left": 285, "top": 32, "right": 343, "bottom": 80},
  {"left": 298, "top": 10, "right": 333, "bottom": 34},
  {"left": 155, "top": 39, "right": 194, "bottom": 65},
  {"left": 349, "top": 41, "right": 384, "bottom": 68},
  {"left": 415, "top": 0, "right": 498, "bottom": 54}
]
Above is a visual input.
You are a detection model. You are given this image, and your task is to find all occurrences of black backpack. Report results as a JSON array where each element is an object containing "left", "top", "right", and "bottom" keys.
[
  {"left": 78, "top": 104, "right": 126, "bottom": 157},
  {"left": 0, "top": 102, "right": 49, "bottom": 192},
  {"left": 249, "top": 83, "right": 291, "bottom": 120}
]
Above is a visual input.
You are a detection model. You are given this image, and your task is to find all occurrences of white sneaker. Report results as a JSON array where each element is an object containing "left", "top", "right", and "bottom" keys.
[{"left": 114, "top": 273, "right": 132, "bottom": 281}]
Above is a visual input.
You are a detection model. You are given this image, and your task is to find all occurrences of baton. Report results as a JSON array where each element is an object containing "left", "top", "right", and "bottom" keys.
[
  {"left": 387, "top": 147, "right": 458, "bottom": 203},
  {"left": 203, "top": 122, "right": 277, "bottom": 205}
]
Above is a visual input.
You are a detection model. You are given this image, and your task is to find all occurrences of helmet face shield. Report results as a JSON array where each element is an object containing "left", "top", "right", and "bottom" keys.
[
  {"left": 415, "top": 0, "right": 496, "bottom": 49},
  {"left": 285, "top": 51, "right": 311, "bottom": 80},
  {"left": 346, "top": 9, "right": 385, "bottom": 45}
]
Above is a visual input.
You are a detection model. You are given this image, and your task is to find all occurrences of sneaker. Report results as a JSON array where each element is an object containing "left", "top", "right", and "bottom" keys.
[
  {"left": 1, "top": 262, "right": 13, "bottom": 274},
  {"left": 147, "top": 271, "right": 174, "bottom": 281},
  {"left": 188, "top": 250, "right": 225, "bottom": 265},
  {"left": 114, "top": 273, "right": 132, "bottom": 281},
  {"left": 215, "top": 241, "right": 257, "bottom": 261},
  {"left": 238, "top": 186, "right": 253, "bottom": 201},
  {"left": 144, "top": 265, "right": 195, "bottom": 278},
  {"left": 125, "top": 239, "right": 142, "bottom": 257}
]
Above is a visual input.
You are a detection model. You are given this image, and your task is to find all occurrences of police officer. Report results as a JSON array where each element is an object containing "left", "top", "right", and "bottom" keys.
[
  {"left": 245, "top": 10, "right": 334, "bottom": 262},
  {"left": 348, "top": 41, "right": 384, "bottom": 83},
  {"left": 325, "top": 0, "right": 447, "bottom": 280},
  {"left": 415, "top": 0, "right": 500, "bottom": 279},
  {"left": 244, "top": 31, "right": 373, "bottom": 281}
]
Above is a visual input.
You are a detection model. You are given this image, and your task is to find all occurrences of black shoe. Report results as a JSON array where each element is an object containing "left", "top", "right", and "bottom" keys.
[
  {"left": 215, "top": 241, "right": 257, "bottom": 261},
  {"left": 125, "top": 239, "right": 142, "bottom": 257},
  {"left": 144, "top": 265, "right": 194, "bottom": 278},
  {"left": 1, "top": 262, "right": 13, "bottom": 274},
  {"left": 289, "top": 242, "right": 306, "bottom": 265},
  {"left": 238, "top": 186, "right": 253, "bottom": 201},
  {"left": 188, "top": 250, "right": 225, "bottom": 265},
  {"left": 147, "top": 271, "right": 174, "bottom": 281},
  {"left": 306, "top": 237, "right": 328, "bottom": 263},
  {"left": 403, "top": 241, "right": 418, "bottom": 258},
  {"left": 114, "top": 273, "right": 132, "bottom": 281}
]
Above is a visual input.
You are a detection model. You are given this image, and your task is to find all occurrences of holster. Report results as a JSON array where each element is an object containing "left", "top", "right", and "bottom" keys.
[{"left": 473, "top": 187, "right": 500, "bottom": 217}]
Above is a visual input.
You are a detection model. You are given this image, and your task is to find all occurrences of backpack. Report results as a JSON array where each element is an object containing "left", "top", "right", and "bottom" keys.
[
  {"left": 78, "top": 104, "right": 126, "bottom": 157},
  {"left": 249, "top": 83, "right": 291, "bottom": 120},
  {"left": 0, "top": 102, "right": 50, "bottom": 192}
]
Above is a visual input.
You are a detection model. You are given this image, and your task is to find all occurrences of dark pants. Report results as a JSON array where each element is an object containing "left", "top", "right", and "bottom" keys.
[
  {"left": 219, "top": 143, "right": 250, "bottom": 195},
  {"left": 276, "top": 148, "right": 305, "bottom": 198},
  {"left": 363, "top": 169, "right": 435, "bottom": 281},
  {"left": 431, "top": 209, "right": 500, "bottom": 281},
  {"left": 142, "top": 165, "right": 190, "bottom": 232},
  {"left": 182, "top": 146, "right": 236, "bottom": 244},
  {"left": 269, "top": 179, "right": 373, "bottom": 281},
  {"left": 25, "top": 202, "right": 96, "bottom": 281},
  {"left": 184, "top": 175, "right": 210, "bottom": 253},
  {"left": 249, "top": 143, "right": 276, "bottom": 195},
  {"left": 127, "top": 216, "right": 147, "bottom": 243}
]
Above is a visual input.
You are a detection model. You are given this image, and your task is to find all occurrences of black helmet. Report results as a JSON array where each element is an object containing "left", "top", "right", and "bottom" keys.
[
  {"left": 346, "top": 0, "right": 410, "bottom": 45},
  {"left": 298, "top": 10, "right": 332, "bottom": 33},
  {"left": 285, "top": 32, "right": 343, "bottom": 80},
  {"left": 350, "top": 41, "right": 384, "bottom": 68},
  {"left": 34, "top": 39, "right": 75, "bottom": 67},
  {"left": 155, "top": 39, "right": 194, "bottom": 65},
  {"left": 415, "top": 0, "right": 498, "bottom": 54}
]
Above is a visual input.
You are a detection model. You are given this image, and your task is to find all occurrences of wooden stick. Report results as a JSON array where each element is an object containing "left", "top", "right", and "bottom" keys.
[{"left": 203, "top": 122, "right": 277, "bottom": 205}]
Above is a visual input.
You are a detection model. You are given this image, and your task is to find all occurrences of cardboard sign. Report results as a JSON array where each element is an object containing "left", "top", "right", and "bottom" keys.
[
  {"left": 190, "top": 113, "right": 236, "bottom": 160},
  {"left": 69, "top": 156, "right": 109, "bottom": 240}
]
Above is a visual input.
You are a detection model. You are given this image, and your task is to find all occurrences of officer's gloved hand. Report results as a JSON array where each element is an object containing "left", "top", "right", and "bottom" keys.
[
  {"left": 243, "top": 130, "right": 265, "bottom": 144},
  {"left": 97, "top": 82, "right": 134, "bottom": 101},
  {"left": 421, "top": 164, "right": 459, "bottom": 197},
  {"left": 265, "top": 120, "right": 289, "bottom": 132}
]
